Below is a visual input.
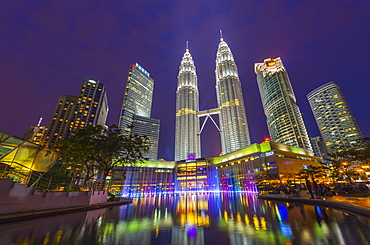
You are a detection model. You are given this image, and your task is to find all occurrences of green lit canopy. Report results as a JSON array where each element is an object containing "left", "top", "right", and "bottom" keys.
[{"left": 0, "top": 131, "right": 57, "bottom": 172}]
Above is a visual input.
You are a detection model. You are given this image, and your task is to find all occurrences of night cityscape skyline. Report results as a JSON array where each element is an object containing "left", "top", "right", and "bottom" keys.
[{"left": 1, "top": 1, "right": 370, "bottom": 161}]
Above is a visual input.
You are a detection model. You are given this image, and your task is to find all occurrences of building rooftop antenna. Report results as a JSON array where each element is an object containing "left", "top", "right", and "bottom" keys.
[
  {"left": 37, "top": 116, "right": 43, "bottom": 127},
  {"left": 220, "top": 30, "right": 223, "bottom": 41},
  {"left": 186, "top": 41, "right": 189, "bottom": 51}
]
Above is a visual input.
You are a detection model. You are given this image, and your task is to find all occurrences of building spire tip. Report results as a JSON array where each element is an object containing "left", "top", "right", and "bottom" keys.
[
  {"left": 186, "top": 41, "right": 189, "bottom": 51},
  {"left": 220, "top": 30, "right": 223, "bottom": 41},
  {"left": 37, "top": 116, "right": 43, "bottom": 127}
]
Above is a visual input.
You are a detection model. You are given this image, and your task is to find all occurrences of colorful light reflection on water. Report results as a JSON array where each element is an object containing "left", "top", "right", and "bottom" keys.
[{"left": 1, "top": 193, "right": 370, "bottom": 245}]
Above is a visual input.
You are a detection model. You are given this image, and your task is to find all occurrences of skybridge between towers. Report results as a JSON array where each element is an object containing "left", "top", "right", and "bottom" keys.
[{"left": 197, "top": 108, "right": 221, "bottom": 135}]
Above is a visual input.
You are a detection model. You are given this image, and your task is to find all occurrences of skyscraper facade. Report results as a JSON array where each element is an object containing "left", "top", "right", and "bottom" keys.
[
  {"left": 175, "top": 47, "right": 201, "bottom": 161},
  {"left": 255, "top": 57, "right": 312, "bottom": 151},
  {"left": 71, "top": 79, "right": 108, "bottom": 132},
  {"left": 132, "top": 115, "right": 160, "bottom": 160},
  {"left": 215, "top": 37, "right": 251, "bottom": 154},
  {"left": 42, "top": 94, "right": 78, "bottom": 147},
  {"left": 311, "top": 136, "right": 327, "bottom": 158},
  {"left": 42, "top": 79, "right": 108, "bottom": 147},
  {"left": 307, "top": 81, "right": 363, "bottom": 151},
  {"left": 24, "top": 125, "right": 47, "bottom": 145},
  {"left": 119, "top": 63, "right": 160, "bottom": 160}
]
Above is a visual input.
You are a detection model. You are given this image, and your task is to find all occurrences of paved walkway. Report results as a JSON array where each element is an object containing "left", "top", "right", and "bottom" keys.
[
  {"left": 0, "top": 198, "right": 132, "bottom": 224},
  {"left": 258, "top": 191, "right": 370, "bottom": 218},
  {"left": 329, "top": 195, "right": 370, "bottom": 209}
]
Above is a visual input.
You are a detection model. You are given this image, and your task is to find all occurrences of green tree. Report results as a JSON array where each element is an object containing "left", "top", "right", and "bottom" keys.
[
  {"left": 52, "top": 124, "right": 149, "bottom": 189},
  {"left": 325, "top": 138, "right": 370, "bottom": 184}
]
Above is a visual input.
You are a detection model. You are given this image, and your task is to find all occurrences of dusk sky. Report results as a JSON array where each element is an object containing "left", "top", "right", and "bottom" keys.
[{"left": 1, "top": 1, "right": 370, "bottom": 160}]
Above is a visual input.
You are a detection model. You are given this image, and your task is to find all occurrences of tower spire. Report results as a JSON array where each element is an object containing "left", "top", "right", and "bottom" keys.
[
  {"left": 220, "top": 30, "right": 223, "bottom": 41},
  {"left": 37, "top": 116, "right": 43, "bottom": 127},
  {"left": 186, "top": 41, "right": 189, "bottom": 51},
  {"left": 215, "top": 33, "right": 251, "bottom": 154}
]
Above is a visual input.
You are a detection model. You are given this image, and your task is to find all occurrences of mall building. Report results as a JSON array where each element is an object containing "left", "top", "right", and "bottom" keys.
[
  {"left": 110, "top": 140, "right": 321, "bottom": 197},
  {"left": 0, "top": 131, "right": 320, "bottom": 196}
]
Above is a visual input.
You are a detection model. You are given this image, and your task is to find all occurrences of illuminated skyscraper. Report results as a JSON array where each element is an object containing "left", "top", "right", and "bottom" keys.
[
  {"left": 24, "top": 117, "right": 47, "bottom": 145},
  {"left": 307, "top": 82, "right": 363, "bottom": 151},
  {"left": 175, "top": 46, "right": 201, "bottom": 161},
  {"left": 42, "top": 94, "right": 78, "bottom": 147},
  {"left": 119, "top": 63, "right": 160, "bottom": 160},
  {"left": 311, "top": 136, "right": 327, "bottom": 158},
  {"left": 215, "top": 37, "right": 250, "bottom": 154},
  {"left": 42, "top": 79, "right": 108, "bottom": 147},
  {"left": 255, "top": 57, "right": 312, "bottom": 150},
  {"left": 71, "top": 79, "right": 108, "bottom": 132}
]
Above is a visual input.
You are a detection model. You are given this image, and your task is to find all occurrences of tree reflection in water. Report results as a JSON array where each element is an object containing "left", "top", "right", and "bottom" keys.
[{"left": 0, "top": 193, "right": 369, "bottom": 244}]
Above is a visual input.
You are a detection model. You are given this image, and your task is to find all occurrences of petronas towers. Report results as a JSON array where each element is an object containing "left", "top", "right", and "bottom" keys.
[
  {"left": 175, "top": 37, "right": 251, "bottom": 161},
  {"left": 216, "top": 37, "right": 251, "bottom": 153},
  {"left": 175, "top": 46, "right": 201, "bottom": 161}
]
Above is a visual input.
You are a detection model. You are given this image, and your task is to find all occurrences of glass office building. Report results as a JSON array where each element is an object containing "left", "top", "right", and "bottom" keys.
[
  {"left": 132, "top": 115, "right": 160, "bottom": 160},
  {"left": 119, "top": 63, "right": 160, "bottom": 160},
  {"left": 307, "top": 82, "right": 363, "bottom": 151},
  {"left": 255, "top": 58, "right": 312, "bottom": 151},
  {"left": 311, "top": 136, "right": 327, "bottom": 158}
]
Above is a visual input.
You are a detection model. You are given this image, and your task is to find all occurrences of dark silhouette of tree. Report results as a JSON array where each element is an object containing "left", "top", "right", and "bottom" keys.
[
  {"left": 52, "top": 124, "right": 149, "bottom": 189},
  {"left": 296, "top": 165, "right": 328, "bottom": 182}
]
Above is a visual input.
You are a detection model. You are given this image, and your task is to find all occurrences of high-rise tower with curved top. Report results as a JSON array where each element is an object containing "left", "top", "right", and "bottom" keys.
[
  {"left": 215, "top": 36, "right": 251, "bottom": 154},
  {"left": 255, "top": 57, "right": 312, "bottom": 151},
  {"left": 175, "top": 45, "right": 201, "bottom": 161}
]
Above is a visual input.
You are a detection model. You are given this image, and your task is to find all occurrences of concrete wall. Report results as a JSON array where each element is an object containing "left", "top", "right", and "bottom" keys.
[{"left": 0, "top": 179, "right": 108, "bottom": 214}]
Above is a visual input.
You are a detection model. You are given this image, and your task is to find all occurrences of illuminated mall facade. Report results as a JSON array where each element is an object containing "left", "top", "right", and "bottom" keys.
[{"left": 110, "top": 140, "right": 321, "bottom": 197}]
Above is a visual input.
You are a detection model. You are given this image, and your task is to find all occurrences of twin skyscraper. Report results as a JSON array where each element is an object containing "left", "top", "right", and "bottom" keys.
[
  {"left": 38, "top": 34, "right": 359, "bottom": 163},
  {"left": 175, "top": 36, "right": 251, "bottom": 161},
  {"left": 175, "top": 35, "right": 317, "bottom": 161}
]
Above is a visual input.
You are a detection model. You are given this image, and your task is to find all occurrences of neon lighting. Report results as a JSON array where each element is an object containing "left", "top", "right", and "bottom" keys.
[
  {"left": 267, "top": 61, "right": 276, "bottom": 67},
  {"left": 188, "top": 154, "right": 195, "bottom": 160},
  {"left": 135, "top": 63, "right": 150, "bottom": 76},
  {"left": 113, "top": 141, "right": 318, "bottom": 197},
  {"left": 212, "top": 142, "right": 272, "bottom": 165},
  {"left": 187, "top": 225, "right": 197, "bottom": 238}
]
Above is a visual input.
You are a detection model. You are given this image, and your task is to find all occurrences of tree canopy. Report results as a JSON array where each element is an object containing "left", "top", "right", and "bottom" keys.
[
  {"left": 295, "top": 165, "right": 327, "bottom": 181},
  {"left": 51, "top": 124, "right": 149, "bottom": 188},
  {"left": 324, "top": 138, "right": 370, "bottom": 183},
  {"left": 326, "top": 138, "right": 370, "bottom": 164}
]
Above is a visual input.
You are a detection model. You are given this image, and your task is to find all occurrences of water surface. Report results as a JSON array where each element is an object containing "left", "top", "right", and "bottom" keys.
[{"left": 1, "top": 193, "right": 369, "bottom": 245}]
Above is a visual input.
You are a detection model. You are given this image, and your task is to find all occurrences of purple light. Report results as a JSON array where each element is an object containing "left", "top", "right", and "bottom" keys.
[
  {"left": 188, "top": 154, "right": 195, "bottom": 160},
  {"left": 187, "top": 225, "right": 197, "bottom": 238}
]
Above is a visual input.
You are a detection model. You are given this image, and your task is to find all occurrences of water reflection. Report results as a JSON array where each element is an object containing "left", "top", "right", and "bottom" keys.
[{"left": 1, "top": 193, "right": 370, "bottom": 245}]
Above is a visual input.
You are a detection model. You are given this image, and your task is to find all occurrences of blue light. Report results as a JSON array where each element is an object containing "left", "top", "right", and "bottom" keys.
[{"left": 277, "top": 205, "right": 289, "bottom": 220}]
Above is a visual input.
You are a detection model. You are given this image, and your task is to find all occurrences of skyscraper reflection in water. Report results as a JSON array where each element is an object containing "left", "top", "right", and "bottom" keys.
[{"left": 1, "top": 194, "right": 369, "bottom": 244}]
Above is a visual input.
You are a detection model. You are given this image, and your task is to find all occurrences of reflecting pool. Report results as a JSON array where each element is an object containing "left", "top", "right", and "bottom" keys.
[{"left": 1, "top": 193, "right": 370, "bottom": 245}]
